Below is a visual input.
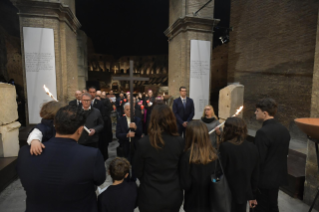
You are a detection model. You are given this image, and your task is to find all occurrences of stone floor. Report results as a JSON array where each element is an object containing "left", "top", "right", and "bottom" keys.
[{"left": 0, "top": 140, "right": 317, "bottom": 212}]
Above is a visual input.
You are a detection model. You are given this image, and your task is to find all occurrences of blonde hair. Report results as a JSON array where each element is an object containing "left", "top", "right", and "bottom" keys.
[{"left": 202, "top": 105, "right": 218, "bottom": 120}]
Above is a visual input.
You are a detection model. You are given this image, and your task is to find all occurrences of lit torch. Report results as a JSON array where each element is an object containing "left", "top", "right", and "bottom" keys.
[
  {"left": 208, "top": 106, "right": 243, "bottom": 135},
  {"left": 43, "top": 85, "right": 58, "bottom": 102}
]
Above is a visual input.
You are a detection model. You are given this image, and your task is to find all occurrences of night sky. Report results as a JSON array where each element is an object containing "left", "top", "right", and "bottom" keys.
[{"left": 76, "top": 0, "right": 230, "bottom": 58}]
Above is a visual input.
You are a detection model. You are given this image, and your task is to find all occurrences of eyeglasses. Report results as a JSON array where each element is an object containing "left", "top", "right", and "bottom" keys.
[
  {"left": 82, "top": 99, "right": 91, "bottom": 102},
  {"left": 205, "top": 108, "right": 211, "bottom": 111}
]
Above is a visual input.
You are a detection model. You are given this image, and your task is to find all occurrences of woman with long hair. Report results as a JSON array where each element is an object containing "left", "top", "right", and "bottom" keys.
[
  {"left": 201, "top": 105, "right": 221, "bottom": 148},
  {"left": 219, "top": 117, "right": 259, "bottom": 212},
  {"left": 134, "top": 104, "right": 184, "bottom": 212},
  {"left": 180, "top": 121, "right": 219, "bottom": 212}
]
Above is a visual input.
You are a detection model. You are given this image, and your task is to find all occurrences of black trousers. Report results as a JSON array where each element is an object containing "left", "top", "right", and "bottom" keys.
[
  {"left": 231, "top": 200, "right": 247, "bottom": 212},
  {"left": 255, "top": 187, "right": 279, "bottom": 212}
]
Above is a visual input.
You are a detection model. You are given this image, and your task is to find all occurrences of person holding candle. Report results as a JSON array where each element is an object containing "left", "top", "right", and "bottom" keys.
[
  {"left": 254, "top": 98, "right": 290, "bottom": 212},
  {"left": 201, "top": 105, "right": 222, "bottom": 149},
  {"left": 219, "top": 117, "right": 259, "bottom": 212}
]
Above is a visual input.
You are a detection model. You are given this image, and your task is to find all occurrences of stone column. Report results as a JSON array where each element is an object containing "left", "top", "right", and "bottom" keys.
[
  {"left": 304, "top": 9, "right": 319, "bottom": 210},
  {"left": 77, "top": 30, "right": 88, "bottom": 91},
  {"left": 11, "top": 0, "right": 81, "bottom": 123},
  {"left": 164, "top": 0, "right": 219, "bottom": 98}
]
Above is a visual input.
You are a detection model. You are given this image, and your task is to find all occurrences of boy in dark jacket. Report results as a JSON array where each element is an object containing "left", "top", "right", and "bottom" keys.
[{"left": 98, "top": 157, "right": 137, "bottom": 212}]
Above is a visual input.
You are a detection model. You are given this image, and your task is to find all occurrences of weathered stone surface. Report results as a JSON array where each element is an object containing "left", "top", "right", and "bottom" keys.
[
  {"left": 218, "top": 84, "right": 244, "bottom": 122},
  {"left": 0, "top": 83, "right": 18, "bottom": 125},
  {"left": 77, "top": 30, "right": 88, "bottom": 92},
  {"left": 304, "top": 7, "right": 319, "bottom": 209},
  {"left": 11, "top": 0, "right": 81, "bottom": 122},
  {"left": 0, "top": 121, "right": 21, "bottom": 157}
]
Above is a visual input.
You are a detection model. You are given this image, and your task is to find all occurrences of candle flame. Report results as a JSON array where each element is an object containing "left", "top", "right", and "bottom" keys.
[
  {"left": 233, "top": 106, "right": 244, "bottom": 117},
  {"left": 43, "top": 84, "right": 58, "bottom": 102}
]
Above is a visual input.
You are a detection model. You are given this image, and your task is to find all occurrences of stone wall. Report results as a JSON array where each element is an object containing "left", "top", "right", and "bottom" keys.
[
  {"left": 304, "top": 8, "right": 319, "bottom": 210},
  {"left": 228, "top": 0, "right": 319, "bottom": 144},
  {"left": 77, "top": 30, "right": 88, "bottom": 91},
  {"left": 211, "top": 44, "right": 228, "bottom": 115}
]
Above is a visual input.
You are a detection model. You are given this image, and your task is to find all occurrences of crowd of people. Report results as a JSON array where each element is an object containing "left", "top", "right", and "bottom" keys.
[{"left": 17, "top": 86, "right": 290, "bottom": 212}]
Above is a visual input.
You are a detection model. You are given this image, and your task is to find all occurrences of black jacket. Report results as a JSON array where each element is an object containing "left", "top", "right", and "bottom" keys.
[
  {"left": 255, "top": 119, "right": 290, "bottom": 189},
  {"left": 17, "top": 137, "right": 106, "bottom": 212},
  {"left": 116, "top": 116, "right": 143, "bottom": 158},
  {"left": 69, "top": 99, "right": 82, "bottom": 108},
  {"left": 34, "top": 119, "right": 55, "bottom": 143},
  {"left": 98, "top": 181, "right": 137, "bottom": 212},
  {"left": 180, "top": 151, "right": 220, "bottom": 212},
  {"left": 133, "top": 134, "right": 184, "bottom": 210},
  {"left": 219, "top": 140, "right": 259, "bottom": 204},
  {"left": 172, "top": 97, "right": 195, "bottom": 133},
  {"left": 78, "top": 108, "right": 104, "bottom": 145}
]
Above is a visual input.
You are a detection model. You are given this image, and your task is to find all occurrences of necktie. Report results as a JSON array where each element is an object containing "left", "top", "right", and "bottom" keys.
[{"left": 183, "top": 99, "right": 186, "bottom": 108}]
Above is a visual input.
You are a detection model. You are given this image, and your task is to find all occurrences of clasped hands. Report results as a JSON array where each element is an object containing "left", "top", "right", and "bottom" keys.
[{"left": 127, "top": 123, "right": 137, "bottom": 138}]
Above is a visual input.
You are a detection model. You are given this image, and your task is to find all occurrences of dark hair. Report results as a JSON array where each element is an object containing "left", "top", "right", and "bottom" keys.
[
  {"left": 109, "top": 157, "right": 130, "bottom": 181},
  {"left": 54, "top": 105, "right": 86, "bottom": 135},
  {"left": 222, "top": 117, "right": 247, "bottom": 144},
  {"left": 185, "top": 121, "right": 218, "bottom": 164},
  {"left": 179, "top": 86, "right": 186, "bottom": 91},
  {"left": 148, "top": 104, "right": 179, "bottom": 149},
  {"left": 88, "top": 86, "right": 96, "bottom": 91},
  {"left": 40, "top": 101, "right": 63, "bottom": 120},
  {"left": 256, "top": 98, "right": 277, "bottom": 116}
]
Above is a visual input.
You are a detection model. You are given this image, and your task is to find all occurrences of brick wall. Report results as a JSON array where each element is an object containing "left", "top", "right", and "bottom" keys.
[
  {"left": 228, "top": 0, "right": 319, "bottom": 143},
  {"left": 211, "top": 44, "right": 228, "bottom": 115}
]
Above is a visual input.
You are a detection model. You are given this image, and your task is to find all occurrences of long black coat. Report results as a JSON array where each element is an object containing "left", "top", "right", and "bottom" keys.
[
  {"left": 255, "top": 119, "right": 290, "bottom": 189},
  {"left": 133, "top": 134, "right": 184, "bottom": 210},
  {"left": 219, "top": 140, "right": 259, "bottom": 204},
  {"left": 180, "top": 151, "right": 220, "bottom": 212},
  {"left": 78, "top": 108, "right": 104, "bottom": 145},
  {"left": 17, "top": 137, "right": 106, "bottom": 212}
]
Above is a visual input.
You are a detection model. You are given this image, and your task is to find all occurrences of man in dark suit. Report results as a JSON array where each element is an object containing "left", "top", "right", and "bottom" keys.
[
  {"left": 17, "top": 105, "right": 106, "bottom": 212},
  {"left": 143, "top": 90, "right": 155, "bottom": 135},
  {"left": 172, "top": 86, "right": 195, "bottom": 136},
  {"left": 116, "top": 92, "right": 126, "bottom": 117},
  {"left": 78, "top": 93, "right": 104, "bottom": 148},
  {"left": 254, "top": 98, "right": 290, "bottom": 212},
  {"left": 116, "top": 102, "right": 142, "bottom": 160},
  {"left": 69, "top": 90, "right": 82, "bottom": 107},
  {"left": 88, "top": 86, "right": 105, "bottom": 116},
  {"left": 100, "top": 91, "right": 113, "bottom": 161}
]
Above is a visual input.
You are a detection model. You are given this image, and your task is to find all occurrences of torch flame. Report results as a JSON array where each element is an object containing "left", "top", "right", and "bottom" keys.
[
  {"left": 233, "top": 106, "right": 244, "bottom": 117},
  {"left": 43, "top": 84, "right": 58, "bottom": 102}
]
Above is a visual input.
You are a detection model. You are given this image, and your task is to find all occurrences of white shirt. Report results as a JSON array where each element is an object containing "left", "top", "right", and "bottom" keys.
[
  {"left": 27, "top": 128, "right": 43, "bottom": 145},
  {"left": 180, "top": 96, "right": 187, "bottom": 104},
  {"left": 82, "top": 106, "right": 92, "bottom": 111},
  {"left": 77, "top": 100, "right": 81, "bottom": 106},
  {"left": 110, "top": 97, "right": 116, "bottom": 103},
  {"left": 91, "top": 98, "right": 96, "bottom": 106}
]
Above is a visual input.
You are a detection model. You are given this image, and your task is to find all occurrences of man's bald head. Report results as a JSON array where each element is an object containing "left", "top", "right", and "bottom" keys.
[{"left": 75, "top": 90, "right": 82, "bottom": 100}]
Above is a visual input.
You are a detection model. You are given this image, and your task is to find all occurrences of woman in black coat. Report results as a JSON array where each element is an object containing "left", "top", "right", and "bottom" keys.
[
  {"left": 219, "top": 117, "right": 259, "bottom": 212},
  {"left": 134, "top": 104, "right": 184, "bottom": 212},
  {"left": 180, "top": 121, "right": 219, "bottom": 212}
]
